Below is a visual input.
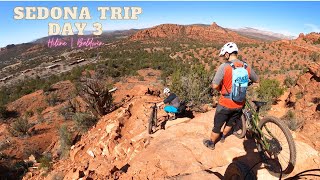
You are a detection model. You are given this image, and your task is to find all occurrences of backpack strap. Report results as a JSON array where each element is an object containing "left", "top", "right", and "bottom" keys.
[
  {"left": 221, "top": 61, "right": 233, "bottom": 97},
  {"left": 226, "top": 60, "right": 248, "bottom": 69},
  {"left": 226, "top": 61, "right": 236, "bottom": 69},
  {"left": 242, "top": 61, "right": 248, "bottom": 69}
]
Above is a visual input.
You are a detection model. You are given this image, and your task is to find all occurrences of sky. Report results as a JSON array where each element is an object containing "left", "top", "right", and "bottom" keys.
[{"left": 0, "top": 1, "right": 320, "bottom": 47}]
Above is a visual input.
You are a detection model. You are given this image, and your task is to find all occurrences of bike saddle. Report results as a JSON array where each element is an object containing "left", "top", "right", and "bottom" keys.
[{"left": 252, "top": 101, "right": 267, "bottom": 108}]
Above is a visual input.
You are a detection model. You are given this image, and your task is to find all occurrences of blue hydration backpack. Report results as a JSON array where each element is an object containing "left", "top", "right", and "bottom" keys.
[{"left": 224, "top": 61, "right": 249, "bottom": 102}]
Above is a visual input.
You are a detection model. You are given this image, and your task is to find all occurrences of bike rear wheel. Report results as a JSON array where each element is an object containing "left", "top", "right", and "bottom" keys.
[
  {"left": 258, "top": 116, "right": 296, "bottom": 177},
  {"left": 154, "top": 108, "right": 158, "bottom": 127},
  {"left": 234, "top": 115, "right": 247, "bottom": 139},
  {"left": 148, "top": 108, "right": 155, "bottom": 134}
]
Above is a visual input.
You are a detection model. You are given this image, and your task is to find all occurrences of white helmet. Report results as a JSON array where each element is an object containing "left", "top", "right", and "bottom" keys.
[
  {"left": 163, "top": 87, "right": 170, "bottom": 94},
  {"left": 219, "top": 42, "right": 239, "bottom": 57}
]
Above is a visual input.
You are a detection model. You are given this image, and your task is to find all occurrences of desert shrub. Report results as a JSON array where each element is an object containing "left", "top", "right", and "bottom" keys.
[
  {"left": 310, "top": 52, "right": 320, "bottom": 62},
  {"left": 295, "top": 92, "right": 304, "bottom": 99},
  {"left": 59, "top": 124, "right": 73, "bottom": 157},
  {"left": 256, "top": 78, "right": 285, "bottom": 103},
  {"left": 39, "top": 153, "right": 52, "bottom": 170},
  {"left": 42, "top": 83, "right": 54, "bottom": 93},
  {"left": 37, "top": 113, "right": 45, "bottom": 123},
  {"left": 284, "top": 76, "right": 297, "bottom": 88},
  {"left": 59, "top": 101, "right": 76, "bottom": 121},
  {"left": 8, "top": 117, "right": 33, "bottom": 137},
  {"left": 282, "top": 110, "right": 304, "bottom": 131},
  {"left": 46, "top": 93, "right": 60, "bottom": 106},
  {"left": 314, "top": 38, "right": 320, "bottom": 45},
  {"left": 72, "top": 112, "right": 98, "bottom": 133},
  {"left": 170, "top": 64, "right": 213, "bottom": 111},
  {"left": 25, "top": 110, "right": 34, "bottom": 118},
  {"left": 76, "top": 74, "right": 114, "bottom": 118},
  {"left": 138, "top": 75, "right": 144, "bottom": 81},
  {"left": 0, "top": 140, "right": 10, "bottom": 151},
  {"left": 36, "top": 107, "right": 45, "bottom": 115}
]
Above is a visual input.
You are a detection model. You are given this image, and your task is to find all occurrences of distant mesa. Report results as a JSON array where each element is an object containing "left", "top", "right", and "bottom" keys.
[{"left": 130, "top": 22, "right": 258, "bottom": 44}]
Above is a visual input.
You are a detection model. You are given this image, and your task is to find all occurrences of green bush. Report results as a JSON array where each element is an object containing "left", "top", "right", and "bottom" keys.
[
  {"left": 25, "top": 110, "right": 34, "bottom": 118},
  {"left": 59, "top": 124, "right": 73, "bottom": 158},
  {"left": 8, "top": 117, "right": 33, "bottom": 137},
  {"left": 59, "top": 102, "right": 76, "bottom": 121},
  {"left": 138, "top": 75, "right": 145, "bottom": 81},
  {"left": 284, "top": 76, "right": 297, "bottom": 88},
  {"left": 37, "top": 113, "right": 45, "bottom": 123},
  {"left": 295, "top": 92, "right": 304, "bottom": 99},
  {"left": 46, "top": 93, "right": 60, "bottom": 106},
  {"left": 282, "top": 110, "right": 304, "bottom": 131},
  {"left": 256, "top": 78, "right": 284, "bottom": 103},
  {"left": 42, "top": 83, "right": 53, "bottom": 93},
  {"left": 36, "top": 107, "right": 45, "bottom": 115},
  {"left": 39, "top": 154, "right": 52, "bottom": 170},
  {"left": 170, "top": 64, "right": 213, "bottom": 111},
  {"left": 314, "top": 38, "right": 320, "bottom": 45},
  {"left": 72, "top": 113, "right": 98, "bottom": 133},
  {"left": 0, "top": 140, "right": 10, "bottom": 151},
  {"left": 310, "top": 52, "right": 320, "bottom": 62}
]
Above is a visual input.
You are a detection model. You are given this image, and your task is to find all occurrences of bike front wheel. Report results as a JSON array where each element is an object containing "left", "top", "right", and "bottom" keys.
[{"left": 258, "top": 116, "right": 296, "bottom": 177}]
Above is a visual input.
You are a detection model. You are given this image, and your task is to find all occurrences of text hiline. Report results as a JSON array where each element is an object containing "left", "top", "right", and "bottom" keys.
[{"left": 47, "top": 37, "right": 104, "bottom": 48}]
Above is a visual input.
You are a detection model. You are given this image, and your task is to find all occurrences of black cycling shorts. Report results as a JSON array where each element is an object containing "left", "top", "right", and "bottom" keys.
[{"left": 212, "top": 104, "right": 243, "bottom": 133}]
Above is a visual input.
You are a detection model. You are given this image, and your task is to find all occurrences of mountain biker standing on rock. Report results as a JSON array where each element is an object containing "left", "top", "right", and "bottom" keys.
[
  {"left": 203, "top": 42, "right": 258, "bottom": 150},
  {"left": 157, "top": 87, "right": 180, "bottom": 120}
]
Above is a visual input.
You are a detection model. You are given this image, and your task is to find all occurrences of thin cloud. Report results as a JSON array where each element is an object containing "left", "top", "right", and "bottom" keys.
[{"left": 305, "top": 24, "right": 320, "bottom": 32}]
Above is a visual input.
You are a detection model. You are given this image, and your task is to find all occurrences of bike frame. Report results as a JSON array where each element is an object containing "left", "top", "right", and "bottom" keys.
[{"left": 243, "top": 100, "right": 271, "bottom": 151}]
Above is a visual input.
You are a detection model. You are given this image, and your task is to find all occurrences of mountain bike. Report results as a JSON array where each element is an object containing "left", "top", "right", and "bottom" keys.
[
  {"left": 146, "top": 101, "right": 161, "bottom": 134},
  {"left": 233, "top": 99, "right": 297, "bottom": 177},
  {"left": 146, "top": 100, "right": 190, "bottom": 134}
]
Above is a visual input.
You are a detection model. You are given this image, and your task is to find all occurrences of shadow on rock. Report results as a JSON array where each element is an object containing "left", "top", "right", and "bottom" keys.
[{"left": 232, "top": 139, "right": 259, "bottom": 179}]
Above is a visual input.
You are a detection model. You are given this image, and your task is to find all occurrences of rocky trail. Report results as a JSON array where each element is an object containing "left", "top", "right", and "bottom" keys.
[
  {"left": 121, "top": 110, "right": 320, "bottom": 179},
  {"left": 25, "top": 92, "right": 320, "bottom": 179},
  {"left": 20, "top": 66, "right": 320, "bottom": 179}
]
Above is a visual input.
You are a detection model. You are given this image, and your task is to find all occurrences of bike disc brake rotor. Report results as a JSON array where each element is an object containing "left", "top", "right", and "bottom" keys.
[{"left": 267, "top": 138, "right": 282, "bottom": 156}]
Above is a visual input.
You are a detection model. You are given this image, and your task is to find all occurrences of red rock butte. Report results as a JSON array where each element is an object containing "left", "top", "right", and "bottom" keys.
[{"left": 130, "top": 22, "right": 259, "bottom": 44}]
